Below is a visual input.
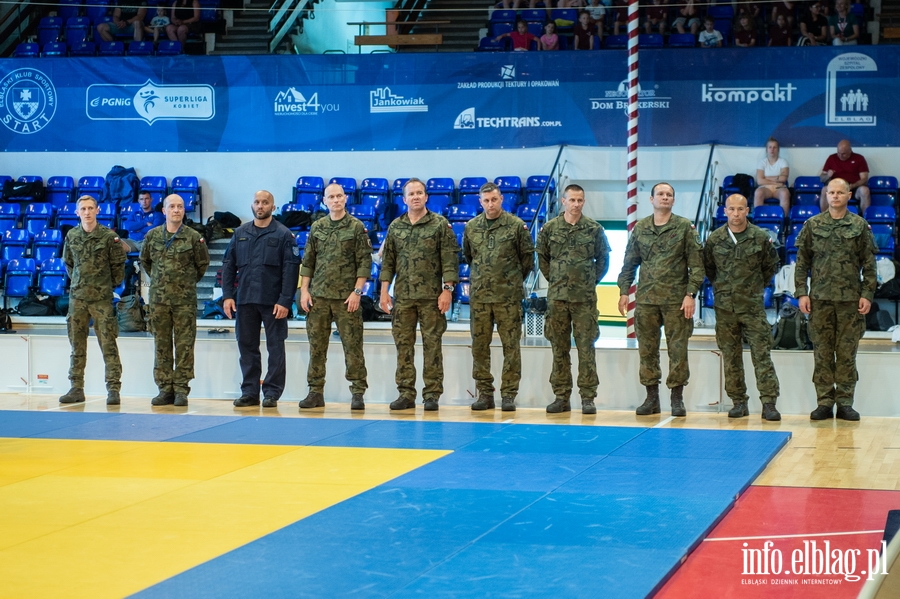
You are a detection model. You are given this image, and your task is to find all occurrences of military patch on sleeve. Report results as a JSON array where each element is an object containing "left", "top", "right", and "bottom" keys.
[
  {"left": 114, "top": 237, "right": 120, "bottom": 242},
  {"left": 200, "top": 238, "right": 206, "bottom": 244},
  {"left": 292, "top": 246, "right": 300, "bottom": 256}
]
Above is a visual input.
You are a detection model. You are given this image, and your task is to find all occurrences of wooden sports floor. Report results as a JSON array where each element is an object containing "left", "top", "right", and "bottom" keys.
[{"left": 1, "top": 394, "right": 898, "bottom": 598}]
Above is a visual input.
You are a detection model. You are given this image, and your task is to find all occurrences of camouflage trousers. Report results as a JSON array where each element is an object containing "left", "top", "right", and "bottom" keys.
[
  {"left": 392, "top": 298, "right": 447, "bottom": 401},
  {"left": 714, "top": 306, "right": 779, "bottom": 404},
  {"left": 148, "top": 303, "right": 197, "bottom": 395},
  {"left": 67, "top": 298, "right": 121, "bottom": 391},
  {"left": 470, "top": 301, "right": 522, "bottom": 399},
  {"left": 544, "top": 300, "right": 599, "bottom": 400},
  {"left": 306, "top": 296, "right": 367, "bottom": 395},
  {"left": 635, "top": 303, "right": 693, "bottom": 388},
  {"left": 809, "top": 300, "right": 866, "bottom": 407}
]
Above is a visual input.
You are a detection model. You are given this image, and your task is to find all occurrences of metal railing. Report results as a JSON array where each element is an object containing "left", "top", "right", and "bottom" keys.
[
  {"left": 0, "top": 0, "right": 39, "bottom": 57},
  {"left": 525, "top": 144, "right": 566, "bottom": 295},
  {"left": 268, "top": 0, "right": 313, "bottom": 53},
  {"left": 693, "top": 143, "right": 718, "bottom": 243}
]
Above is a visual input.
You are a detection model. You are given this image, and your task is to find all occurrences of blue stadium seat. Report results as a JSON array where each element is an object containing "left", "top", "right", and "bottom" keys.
[
  {"left": 359, "top": 177, "right": 389, "bottom": 198},
  {"left": 763, "top": 286, "right": 775, "bottom": 309},
  {"left": 495, "top": 175, "right": 522, "bottom": 194},
  {"left": 721, "top": 175, "right": 756, "bottom": 202},
  {"left": 292, "top": 193, "right": 319, "bottom": 209},
  {"left": 489, "top": 10, "right": 516, "bottom": 37},
  {"left": 128, "top": 40, "right": 154, "bottom": 56},
  {"left": 95, "top": 203, "right": 115, "bottom": 228},
  {"left": 668, "top": 33, "right": 696, "bottom": 47},
  {"left": 359, "top": 280, "right": 376, "bottom": 298},
  {"left": 871, "top": 224, "right": 895, "bottom": 258},
  {"left": 372, "top": 230, "right": 386, "bottom": 249},
  {"left": 86, "top": 0, "right": 112, "bottom": 26},
  {"left": 454, "top": 281, "right": 471, "bottom": 305},
  {"left": 752, "top": 205, "right": 785, "bottom": 224},
  {"left": 329, "top": 177, "right": 358, "bottom": 201},
  {"left": 65, "top": 17, "right": 91, "bottom": 46},
  {"left": 32, "top": 229, "right": 63, "bottom": 263},
  {"left": 427, "top": 178, "right": 455, "bottom": 195},
  {"left": 792, "top": 176, "right": 822, "bottom": 205},
  {"left": 46, "top": 176, "right": 75, "bottom": 208},
  {"left": 70, "top": 41, "right": 96, "bottom": 56},
  {"left": 459, "top": 177, "right": 488, "bottom": 194},
  {"left": 56, "top": 203, "right": 80, "bottom": 229},
  {"left": 199, "top": 0, "right": 221, "bottom": 22},
  {"left": 639, "top": 34, "right": 664, "bottom": 48},
  {"left": 865, "top": 206, "right": 897, "bottom": 226},
  {"left": 525, "top": 175, "right": 555, "bottom": 196},
  {"left": 171, "top": 176, "right": 200, "bottom": 212},
  {"left": 446, "top": 204, "right": 477, "bottom": 222},
  {"left": 158, "top": 40, "right": 183, "bottom": 56},
  {"left": 43, "top": 42, "right": 67, "bottom": 56},
  {"left": 605, "top": 34, "right": 627, "bottom": 49},
  {"left": 501, "top": 194, "right": 518, "bottom": 213},
  {"left": 789, "top": 205, "right": 819, "bottom": 224},
  {"left": 99, "top": 41, "right": 125, "bottom": 56},
  {"left": 707, "top": 5, "right": 734, "bottom": 20},
  {"left": 703, "top": 284, "right": 715, "bottom": 308},
  {"left": 551, "top": 8, "right": 578, "bottom": 32},
  {"left": 715, "top": 205, "right": 727, "bottom": 228},
  {"left": 4, "top": 258, "right": 36, "bottom": 299},
  {"left": 458, "top": 263, "right": 470, "bottom": 281},
  {"left": 295, "top": 176, "right": 324, "bottom": 202},
  {"left": 24, "top": 204, "right": 54, "bottom": 236},
  {"left": 295, "top": 230, "right": 310, "bottom": 248},
  {"left": 13, "top": 43, "right": 40, "bottom": 58},
  {"left": 0, "top": 204, "right": 21, "bottom": 234},
  {"left": 2, "top": 229, "right": 30, "bottom": 266},
  {"left": 392, "top": 178, "right": 410, "bottom": 203},
  {"left": 459, "top": 193, "right": 482, "bottom": 209},
  {"left": 869, "top": 176, "right": 898, "bottom": 207},
  {"left": 38, "top": 258, "right": 68, "bottom": 297},
  {"left": 282, "top": 203, "right": 312, "bottom": 232},
  {"left": 521, "top": 9, "right": 545, "bottom": 22},
  {"left": 118, "top": 202, "right": 139, "bottom": 230},
  {"left": 370, "top": 261, "right": 381, "bottom": 280},
  {"left": 58, "top": 0, "right": 83, "bottom": 22},
  {"left": 38, "top": 17, "right": 63, "bottom": 47},
  {"left": 140, "top": 176, "right": 168, "bottom": 205},
  {"left": 517, "top": 204, "right": 547, "bottom": 225},
  {"left": 347, "top": 204, "right": 375, "bottom": 229}
]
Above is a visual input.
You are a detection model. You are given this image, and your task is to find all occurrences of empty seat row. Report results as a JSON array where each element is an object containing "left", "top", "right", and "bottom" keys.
[
  {"left": 14, "top": 40, "right": 182, "bottom": 58},
  {"left": 3, "top": 258, "right": 68, "bottom": 300},
  {"left": 1, "top": 175, "right": 200, "bottom": 212}
]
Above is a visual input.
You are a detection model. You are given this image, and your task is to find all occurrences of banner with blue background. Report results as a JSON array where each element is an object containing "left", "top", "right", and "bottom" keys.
[{"left": 0, "top": 47, "right": 897, "bottom": 152}]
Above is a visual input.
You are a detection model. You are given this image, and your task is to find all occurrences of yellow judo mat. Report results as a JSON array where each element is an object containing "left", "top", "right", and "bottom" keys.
[{"left": 0, "top": 437, "right": 447, "bottom": 599}]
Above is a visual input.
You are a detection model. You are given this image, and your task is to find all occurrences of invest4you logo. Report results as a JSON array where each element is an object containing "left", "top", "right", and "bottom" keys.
[{"left": 740, "top": 539, "right": 889, "bottom": 586}]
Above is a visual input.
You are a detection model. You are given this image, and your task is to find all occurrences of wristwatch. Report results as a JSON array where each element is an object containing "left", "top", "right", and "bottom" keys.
[
  {"left": 353, "top": 288, "right": 363, "bottom": 296},
  {"left": 442, "top": 283, "right": 455, "bottom": 292},
  {"left": 688, "top": 292, "right": 697, "bottom": 299}
]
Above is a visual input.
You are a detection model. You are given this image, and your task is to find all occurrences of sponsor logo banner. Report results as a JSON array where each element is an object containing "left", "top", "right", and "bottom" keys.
[{"left": 87, "top": 80, "right": 214, "bottom": 124}]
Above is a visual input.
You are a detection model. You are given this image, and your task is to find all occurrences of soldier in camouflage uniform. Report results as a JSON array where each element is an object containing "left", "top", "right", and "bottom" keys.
[
  {"left": 379, "top": 178, "right": 459, "bottom": 411},
  {"left": 140, "top": 194, "right": 210, "bottom": 407},
  {"left": 463, "top": 182, "right": 534, "bottom": 412},
  {"left": 795, "top": 178, "right": 877, "bottom": 421},
  {"left": 59, "top": 195, "right": 128, "bottom": 405},
  {"left": 536, "top": 184, "right": 610, "bottom": 415},
  {"left": 703, "top": 194, "right": 781, "bottom": 421},
  {"left": 298, "top": 183, "right": 372, "bottom": 411},
  {"left": 617, "top": 182, "right": 704, "bottom": 417}
]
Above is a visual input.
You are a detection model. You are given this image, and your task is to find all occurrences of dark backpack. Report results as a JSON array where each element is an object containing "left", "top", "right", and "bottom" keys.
[
  {"left": 117, "top": 294, "right": 147, "bottom": 332},
  {"left": 524, "top": 294, "right": 548, "bottom": 315},
  {"left": 15, "top": 292, "right": 57, "bottom": 316},
  {"left": 729, "top": 173, "right": 755, "bottom": 202},
  {"left": 772, "top": 302, "right": 812, "bottom": 350},
  {"left": 201, "top": 298, "right": 228, "bottom": 320},
  {"left": 865, "top": 301, "right": 895, "bottom": 331},
  {"left": 100, "top": 165, "right": 140, "bottom": 206},
  {"left": 2, "top": 179, "right": 45, "bottom": 202},
  {"left": 0, "top": 308, "right": 13, "bottom": 332},
  {"left": 213, "top": 211, "right": 241, "bottom": 228},
  {"left": 360, "top": 295, "right": 378, "bottom": 321}
]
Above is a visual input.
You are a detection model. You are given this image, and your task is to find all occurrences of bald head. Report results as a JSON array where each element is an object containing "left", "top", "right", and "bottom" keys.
[
  {"left": 252, "top": 190, "right": 275, "bottom": 223},
  {"left": 724, "top": 194, "right": 750, "bottom": 232},
  {"left": 836, "top": 140, "right": 853, "bottom": 161}
]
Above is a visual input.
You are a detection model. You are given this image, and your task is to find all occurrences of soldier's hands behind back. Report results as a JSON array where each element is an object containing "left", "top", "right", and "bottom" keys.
[{"left": 859, "top": 297, "right": 872, "bottom": 315}]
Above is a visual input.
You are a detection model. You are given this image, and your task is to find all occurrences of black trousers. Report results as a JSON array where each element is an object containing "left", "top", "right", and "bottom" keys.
[{"left": 234, "top": 303, "right": 289, "bottom": 400}]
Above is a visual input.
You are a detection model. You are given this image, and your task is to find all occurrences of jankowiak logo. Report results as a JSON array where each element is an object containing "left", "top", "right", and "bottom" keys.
[
  {"left": 0, "top": 68, "right": 57, "bottom": 134},
  {"left": 453, "top": 107, "right": 548, "bottom": 129},
  {"left": 702, "top": 83, "right": 797, "bottom": 104},
  {"left": 369, "top": 87, "right": 427, "bottom": 113},
  {"left": 273, "top": 88, "right": 338, "bottom": 116},
  {"left": 86, "top": 80, "right": 214, "bottom": 124}
]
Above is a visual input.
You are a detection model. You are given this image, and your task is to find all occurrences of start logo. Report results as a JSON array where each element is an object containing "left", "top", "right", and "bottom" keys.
[{"left": 0, "top": 68, "right": 57, "bottom": 134}]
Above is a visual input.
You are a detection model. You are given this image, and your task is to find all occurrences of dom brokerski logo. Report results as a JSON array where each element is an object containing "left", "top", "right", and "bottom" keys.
[
  {"left": 87, "top": 80, "right": 214, "bottom": 124},
  {"left": 453, "top": 107, "right": 560, "bottom": 129},
  {"left": 0, "top": 68, "right": 57, "bottom": 134}
]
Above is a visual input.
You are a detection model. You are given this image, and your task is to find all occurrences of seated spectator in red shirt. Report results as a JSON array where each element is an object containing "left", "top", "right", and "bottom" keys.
[
  {"left": 734, "top": 15, "right": 757, "bottom": 46},
  {"left": 768, "top": 14, "right": 792, "bottom": 46},
  {"left": 673, "top": 0, "right": 701, "bottom": 35},
  {"left": 771, "top": 0, "right": 794, "bottom": 27},
  {"left": 643, "top": 0, "right": 668, "bottom": 34},
  {"left": 736, "top": 2, "right": 761, "bottom": 26},
  {"left": 819, "top": 139, "right": 871, "bottom": 212},
  {"left": 800, "top": 2, "right": 829, "bottom": 45},
  {"left": 495, "top": 20, "right": 538, "bottom": 51},
  {"left": 540, "top": 22, "right": 560, "bottom": 50},
  {"left": 573, "top": 11, "right": 598, "bottom": 49}
]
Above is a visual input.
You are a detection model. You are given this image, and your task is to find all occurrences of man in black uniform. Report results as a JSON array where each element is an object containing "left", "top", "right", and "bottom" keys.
[{"left": 222, "top": 190, "right": 301, "bottom": 408}]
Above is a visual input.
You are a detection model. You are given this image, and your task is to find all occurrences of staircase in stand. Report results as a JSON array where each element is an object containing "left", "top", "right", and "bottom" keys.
[
  {"left": 210, "top": 0, "right": 271, "bottom": 55},
  {"left": 399, "top": 0, "right": 496, "bottom": 52}
]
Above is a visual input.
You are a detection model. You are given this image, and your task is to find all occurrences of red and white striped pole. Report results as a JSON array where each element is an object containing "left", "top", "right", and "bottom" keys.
[{"left": 625, "top": 0, "right": 640, "bottom": 338}]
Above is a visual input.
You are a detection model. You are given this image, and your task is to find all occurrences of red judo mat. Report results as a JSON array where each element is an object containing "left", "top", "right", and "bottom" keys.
[{"left": 656, "top": 486, "right": 900, "bottom": 598}]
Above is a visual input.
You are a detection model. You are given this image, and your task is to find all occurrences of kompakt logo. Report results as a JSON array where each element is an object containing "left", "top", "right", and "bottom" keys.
[
  {"left": 369, "top": 87, "right": 427, "bottom": 113},
  {"left": 702, "top": 83, "right": 797, "bottom": 104},
  {"left": 87, "top": 80, "right": 214, "bottom": 124},
  {"left": 0, "top": 68, "right": 57, "bottom": 134}
]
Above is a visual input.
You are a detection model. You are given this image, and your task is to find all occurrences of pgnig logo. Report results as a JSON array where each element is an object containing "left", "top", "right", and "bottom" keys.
[{"left": 0, "top": 68, "right": 57, "bottom": 134}]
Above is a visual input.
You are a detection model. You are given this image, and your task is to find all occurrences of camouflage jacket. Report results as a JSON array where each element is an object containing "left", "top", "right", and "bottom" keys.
[
  {"left": 703, "top": 223, "right": 779, "bottom": 313},
  {"left": 462, "top": 211, "right": 534, "bottom": 303},
  {"left": 379, "top": 210, "right": 459, "bottom": 300},
  {"left": 300, "top": 213, "right": 372, "bottom": 300},
  {"left": 617, "top": 213, "right": 704, "bottom": 304},
  {"left": 536, "top": 214, "right": 610, "bottom": 303},
  {"left": 140, "top": 225, "right": 210, "bottom": 306},
  {"left": 794, "top": 210, "right": 877, "bottom": 302},
  {"left": 63, "top": 224, "right": 127, "bottom": 302}
]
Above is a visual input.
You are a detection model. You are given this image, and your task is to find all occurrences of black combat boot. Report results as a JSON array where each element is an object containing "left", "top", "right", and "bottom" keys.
[
  {"left": 728, "top": 402, "right": 749, "bottom": 418},
  {"left": 670, "top": 385, "right": 686, "bottom": 417},
  {"left": 635, "top": 384, "right": 660, "bottom": 415}
]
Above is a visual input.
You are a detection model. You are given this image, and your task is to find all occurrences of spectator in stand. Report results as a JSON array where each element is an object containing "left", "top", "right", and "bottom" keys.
[
  {"left": 587, "top": 0, "right": 607, "bottom": 30},
  {"left": 830, "top": 0, "right": 860, "bottom": 45},
  {"left": 819, "top": 139, "right": 871, "bottom": 213},
  {"left": 754, "top": 137, "right": 791, "bottom": 213},
  {"left": 736, "top": 2, "right": 761, "bottom": 29},
  {"left": 800, "top": 2, "right": 829, "bottom": 45},
  {"left": 734, "top": 15, "right": 757, "bottom": 46},
  {"left": 643, "top": 0, "right": 668, "bottom": 34},
  {"left": 166, "top": 0, "right": 201, "bottom": 45},
  {"left": 768, "top": 13, "right": 792, "bottom": 46},
  {"left": 699, "top": 16, "right": 723, "bottom": 47},
  {"left": 573, "top": 11, "right": 598, "bottom": 49},
  {"left": 123, "top": 191, "right": 165, "bottom": 247},
  {"left": 97, "top": 0, "right": 148, "bottom": 42},
  {"left": 561, "top": 0, "right": 587, "bottom": 7},
  {"left": 495, "top": 19, "right": 538, "bottom": 51},
  {"left": 771, "top": 0, "right": 794, "bottom": 28},
  {"left": 673, "top": 0, "right": 701, "bottom": 35},
  {"left": 540, "top": 22, "right": 560, "bottom": 50},
  {"left": 146, "top": 7, "right": 170, "bottom": 43},
  {"left": 612, "top": 0, "right": 628, "bottom": 35}
]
